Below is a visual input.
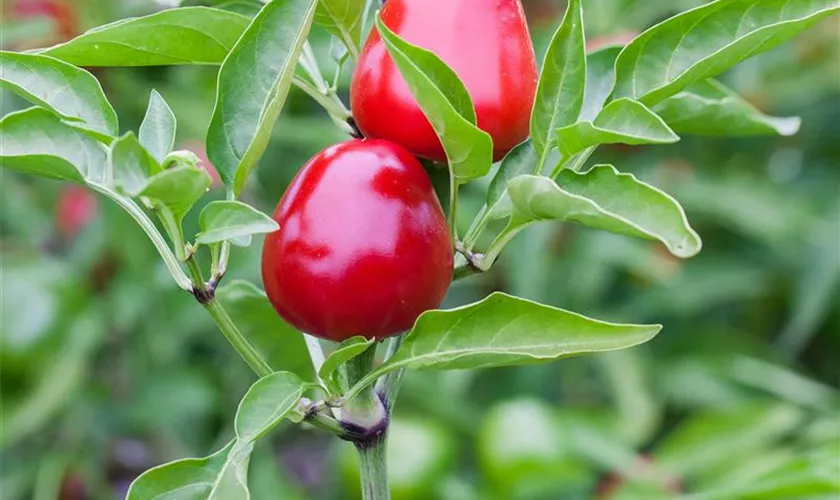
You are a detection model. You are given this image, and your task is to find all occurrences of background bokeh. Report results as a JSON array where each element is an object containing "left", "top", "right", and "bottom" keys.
[{"left": 1, "top": 1, "right": 838, "bottom": 499}]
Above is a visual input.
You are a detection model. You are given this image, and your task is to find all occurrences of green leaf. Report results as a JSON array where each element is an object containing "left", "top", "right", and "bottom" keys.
[
  {"left": 727, "top": 447, "right": 840, "bottom": 499},
  {"left": 126, "top": 441, "right": 253, "bottom": 500},
  {"left": 40, "top": 7, "right": 250, "bottom": 66},
  {"left": 215, "top": 281, "right": 311, "bottom": 378},
  {"left": 0, "top": 51, "right": 118, "bottom": 140},
  {"left": 653, "top": 79, "right": 801, "bottom": 137},
  {"left": 580, "top": 46, "right": 622, "bottom": 122},
  {"left": 613, "top": 0, "right": 840, "bottom": 106},
  {"left": 206, "top": 0, "right": 318, "bottom": 195},
  {"left": 485, "top": 140, "right": 538, "bottom": 220},
  {"left": 349, "top": 292, "right": 660, "bottom": 394},
  {"left": 530, "top": 0, "right": 586, "bottom": 156},
  {"left": 216, "top": 0, "right": 263, "bottom": 17},
  {"left": 555, "top": 98, "right": 679, "bottom": 157},
  {"left": 139, "top": 90, "right": 177, "bottom": 164},
  {"left": 315, "top": 0, "right": 364, "bottom": 60},
  {"left": 0, "top": 107, "right": 107, "bottom": 183},
  {"left": 508, "top": 167, "right": 701, "bottom": 258},
  {"left": 234, "top": 371, "right": 305, "bottom": 444},
  {"left": 108, "top": 133, "right": 162, "bottom": 196},
  {"left": 375, "top": 16, "right": 493, "bottom": 182},
  {"left": 138, "top": 166, "right": 212, "bottom": 220},
  {"left": 319, "top": 336, "right": 375, "bottom": 389},
  {"left": 654, "top": 403, "right": 803, "bottom": 479},
  {"left": 196, "top": 201, "right": 278, "bottom": 246}
]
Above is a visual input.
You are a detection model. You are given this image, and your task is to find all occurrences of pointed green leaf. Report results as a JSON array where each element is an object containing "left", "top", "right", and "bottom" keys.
[
  {"left": 613, "top": 0, "right": 840, "bottom": 106},
  {"left": 139, "top": 90, "right": 177, "bottom": 164},
  {"left": 653, "top": 79, "right": 801, "bottom": 137},
  {"left": 349, "top": 292, "right": 660, "bottom": 394},
  {"left": 234, "top": 371, "right": 305, "bottom": 444},
  {"left": 375, "top": 15, "right": 493, "bottom": 182},
  {"left": 0, "top": 108, "right": 106, "bottom": 183},
  {"left": 315, "top": 0, "right": 365, "bottom": 59},
  {"left": 126, "top": 441, "right": 253, "bottom": 500},
  {"left": 319, "top": 336, "right": 375, "bottom": 386},
  {"left": 138, "top": 166, "right": 212, "bottom": 220},
  {"left": 206, "top": 0, "right": 318, "bottom": 195},
  {"left": 40, "top": 7, "right": 250, "bottom": 66},
  {"left": 0, "top": 51, "right": 118, "bottom": 140},
  {"left": 530, "top": 0, "right": 586, "bottom": 156},
  {"left": 485, "top": 140, "right": 538, "bottom": 220},
  {"left": 579, "top": 46, "right": 622, "bottom": 121},
  {"left": 509, "top": 167, "right": 702, "bottom": 258},
  {"left": 196, "top": 201, "right": 278, "bottom": 246},
  {"left": 216, "top": 0, "right": 263, "bottom": 17},
  {"left": 215, "top": 281, "right": 311, "bottom": 378},
  {"left": 555, "top": 98, "right": 679, "bottom": 157},
  {"left": 108, "top": 133, "right": 162, "bottom": 196}
]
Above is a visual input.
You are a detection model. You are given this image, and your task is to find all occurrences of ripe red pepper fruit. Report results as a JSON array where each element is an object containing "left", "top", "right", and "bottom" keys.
[
  {"left": 262, "top": 139, "right": 453, "bottom": 342},
  {"left": 351, "top": 0, "right": 538, "bottom": 162}
]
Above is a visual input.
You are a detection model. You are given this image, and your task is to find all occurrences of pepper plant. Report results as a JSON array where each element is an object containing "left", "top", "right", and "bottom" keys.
[{"left": 1, "top": 0, "right": 837, "bottom": 498}]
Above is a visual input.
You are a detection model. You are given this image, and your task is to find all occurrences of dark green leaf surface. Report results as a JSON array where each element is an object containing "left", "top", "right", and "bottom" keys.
[
  {"left": 376, "top": 16, "right": 493, "bottom": 182},
  {"left": 314, "top": 0, "right": 365, "bottom": 59},
  {"left": 653, "top": 79, "right": 801, "bottom": 136},
  {"left": 353, "top": 292, "right": 660, "bottom": 387},
  {"left": 196, "top": 201, "right": 278, "bottom": 246},
  {"left": 234, "top": 371, "right": 305, "bottom": 444},
  {"left": 613, "top": 0, "right": 840, "bottom": 106},
  {"left": 555, "top": 98, "right": 679, "bottom": 157},
  {"left": 215, "top": 281, "right": 311, "bottom": 378},
  {"left": 138, "top": 90, "right": 177, "bottom": 164},
  {"left": 509, "top": 167, "right": 701, "bottom": 258},
  {"left": 0, "top": 51, "right": 118, "bottom": 140},
  {"left": 206, "top": 0, "right": 318, "bottom": 195},
  {"left": 41, "top": 7, "right": 250, "bottom": 66},
  {"left": 0, "top": 108, "right": 106, "bottom": 183},
  {"left": 530, "top": 0, "right": 586, "bottom": 156},
  {"left": 579, "top": 46, "right": 622, "bottom": 121},
  {"left": 109, "top": 133, "right": 162, "bottom": 196}
]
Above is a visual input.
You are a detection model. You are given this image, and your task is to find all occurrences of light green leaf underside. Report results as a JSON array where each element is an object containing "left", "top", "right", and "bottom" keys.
[
  {"left": 653, "top": 79, "right": 801, "bottom": 136},
  {"left": 314, "top": 0, "right": 365, "bottom": 59},
  {"left": 509, "top": 166, "right": 701, "bottom": 258},
  {"left": 555, "top": 98, "right": 679, "bottom": 157}
]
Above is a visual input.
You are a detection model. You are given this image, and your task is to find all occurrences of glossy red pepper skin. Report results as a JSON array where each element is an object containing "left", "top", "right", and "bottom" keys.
[
  {"left": 261, "top": 139, "right": 453, "bottom": 342},
  {"left": 351, "top": 0, "right": 538, "bottom": 162}
]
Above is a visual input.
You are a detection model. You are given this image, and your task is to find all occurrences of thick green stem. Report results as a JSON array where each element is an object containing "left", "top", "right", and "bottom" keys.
[
  {"left": 356, "top": 437, "right": 390, "bottom": 500},
  {"left": 376, "top": 336, "right": 405, "bottom": 410},
  {"left": 448, "top": 175, "right": 459, "bottom": 240}
]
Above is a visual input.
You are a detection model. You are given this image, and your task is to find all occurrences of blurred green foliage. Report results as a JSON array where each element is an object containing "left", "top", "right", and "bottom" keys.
[{"left": 1, "top": 0, "right": 838, "bottom": 499}]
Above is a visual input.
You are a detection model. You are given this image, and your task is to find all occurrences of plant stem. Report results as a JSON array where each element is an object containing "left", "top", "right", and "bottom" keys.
[
  {"left": 293, "top": 76, "right": 355, "bottom": 136},
  {"left": 356, "top": 437, "right": 390, "bottom": 500},
  {"left": 90, "top": 184, "right": 192, "bottom": 291},
  {"left": 186, "top": 257, "right": 273, "bottom": 377}
]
